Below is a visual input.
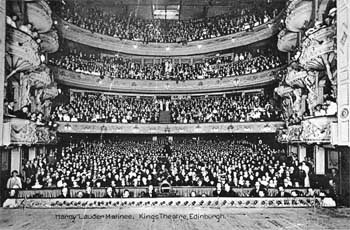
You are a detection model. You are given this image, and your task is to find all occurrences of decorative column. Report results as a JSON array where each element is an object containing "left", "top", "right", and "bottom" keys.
[
  {"left": 298, "top": 145, "right": 306, "bottom": 162},
  {"left": 337, "top": 0, "right": 350, "bottom": 146},
  {"left": 314, "top": 146, "right": 325, "bottom": 175},
  {"left": 10, "top": 147, "right": 21, "bottom": 174},
  {"left": 28, "top": 146, "right": 36, "bottom": 161},
  {"left": 0, "top": 0, "right": 5, "bottom": 146}
]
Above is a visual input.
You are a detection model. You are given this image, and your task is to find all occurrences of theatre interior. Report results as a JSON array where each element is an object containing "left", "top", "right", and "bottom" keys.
[{"left": 0, "top": 0, "right": 350, "bottom": 229}]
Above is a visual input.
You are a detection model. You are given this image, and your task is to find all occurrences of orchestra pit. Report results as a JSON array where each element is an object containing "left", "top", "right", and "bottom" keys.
[{"left": 0, "top": 0, "right": 349, "bottom": 229}]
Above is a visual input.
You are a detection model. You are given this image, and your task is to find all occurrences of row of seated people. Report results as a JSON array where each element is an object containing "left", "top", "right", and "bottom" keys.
[
  {"left": 49, "top": 48, "right": 285, "bottom": 81},
  {"left": 8, "top": 183, "right": 329, "bottom": 199},
  {"left": 50, "top": 92, "right": 283, "bottom": 123},
  {"left": 8, "top": 138, "right": 316, "bottom": 192},
  {"left": 56, "top": 0, "right": 282, "bottom": 43}
]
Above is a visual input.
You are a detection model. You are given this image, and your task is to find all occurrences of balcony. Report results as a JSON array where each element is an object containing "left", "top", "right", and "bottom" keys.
[
  {"left": 40, "top": 29, "right": 59, "bottom": 53},
  {"left": 285, "top": 0, "right": 312, "bottom": 32},
  {"left": 56, "top": 12, "right": 283, "bottom": 56},
  {"left": 277, "top": 116, "right": 337, "bottom": 144},
  {"left": 3, "top": 118, "right": 56, "bottom": 146},
  {"left": 56, "top": 122, "right": 285, "bottom": 134},
  {"left": 277, "top": 29, "right": 298, "bottom": 52},
  {"left": 52, "top": 66, "right": 284, "bottom": 94},
  {"left": 5, "top": 27, "right": 41, "bottom": 75},
  {"left": 25, "top": 0, "right": 53, "bottom": 33},
  {"left": 299, "top": 25, "right": 336, "bottom": 70}
]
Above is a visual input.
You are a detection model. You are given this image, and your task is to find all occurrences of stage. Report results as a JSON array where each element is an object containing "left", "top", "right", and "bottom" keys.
[{"left": 1, "top": 207, "right": 350, "bottom": 230}]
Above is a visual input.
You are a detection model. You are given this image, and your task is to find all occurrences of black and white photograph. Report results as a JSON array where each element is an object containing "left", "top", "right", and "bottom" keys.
[{"left": 0, "top": 0, "right": 349, "bottom": 229}]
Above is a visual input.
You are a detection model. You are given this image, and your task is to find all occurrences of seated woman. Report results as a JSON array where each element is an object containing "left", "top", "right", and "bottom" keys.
[
  {"left": 57, "top": 187, "right": 71, "bottom": 198},
  {"left": 122, "top": 189, "right": 130, "bottom": 198},
  {"left": 76, "top": 191, "right": 84, "bottom": 198},
  {"left": 103, "top": 187, "right": 116, "bottom": 198}
]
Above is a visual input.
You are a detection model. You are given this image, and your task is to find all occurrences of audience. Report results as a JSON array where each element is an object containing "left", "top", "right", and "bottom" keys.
[
  {"left": 57, "top": 0, "right": 281, "bottom": 43},
  {"left": 50, "top": 92, "right": 282, "bottom": 123},
  {"left": 16, "top": 137, "right": 317, "bottom": 196},
  {"left": 49, "top": 48, "right": 285, "bottom": 81}
]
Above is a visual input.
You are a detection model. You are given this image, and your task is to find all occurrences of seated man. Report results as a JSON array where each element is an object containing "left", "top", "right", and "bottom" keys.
[
  {"left": 83, "top": 186, "right": 95, "bottom": 198},
  {"left": 276, "top": 186, "right": 291, "bottom": 197},
  {"left": 58, "top": 187, "right": 71, "bottom": 198},
  {"left": 222, "top": 183, "right": 238, "bottom": 197},
  {"left": 249, "top": 181, "right": 267, "bottom": 197},
  {"left": 103, "top": 187, "right": 116, "bottom": 198},
  {"left": 213, "top": 182, "right": 225, "bottom": 197}
]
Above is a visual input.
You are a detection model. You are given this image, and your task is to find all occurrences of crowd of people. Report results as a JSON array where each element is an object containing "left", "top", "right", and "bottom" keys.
[
  {"left": 50, "top": 92, "right": 282, "bottom": 123},
  {"left": 57, "top": 0, "right": 281, "bottom": 43},
  {"left": 49, "top": 48, "right": 284, "bottom": 81},
  {"left": 7, "top": 137, "right": 326, "bottom": 198}
]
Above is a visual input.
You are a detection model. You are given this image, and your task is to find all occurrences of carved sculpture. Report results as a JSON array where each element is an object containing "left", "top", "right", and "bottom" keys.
[{"left": 10, "top": 119, "right": 38, "bottom": 144}]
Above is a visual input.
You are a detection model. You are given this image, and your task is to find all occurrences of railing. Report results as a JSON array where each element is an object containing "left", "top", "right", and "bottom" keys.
[
  {"left": 277, "top": 116, "right": 337, "bottom": 143},
  {"left": 56, "top": 12, "right": 283, "bottom": 56},
  {"left": 3, "top": 118, "right": 57, "bottom": 146},
  {"left": 14, "top": 187, "right": 319, "bottom": 199},
  {"left": 57, "top": 121, "right": 285, "bottom": 134},
  {"left": 4, "top": 197, "right": 335, "bottom": 209},
  {"left": 52, "top": 66, "right": 284, "bottom": 94}
]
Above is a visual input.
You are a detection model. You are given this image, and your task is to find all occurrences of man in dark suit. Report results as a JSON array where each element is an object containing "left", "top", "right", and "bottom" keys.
[
  {"left": 103, "top": 187, "right": 116, "bottom": 198},
  {"left": 222, "top": 183, "right": 238, "bottom": 197},
  {"left": 276, "top": 186, "right": 291, "bottom": 197},
  {"left": 249, "top": 181, "right": 266, "bottom": 197},
  {"left": 213, "top": 183, "right": 225, "bottom": 197}
]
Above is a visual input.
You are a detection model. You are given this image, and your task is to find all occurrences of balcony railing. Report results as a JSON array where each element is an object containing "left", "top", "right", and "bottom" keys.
[
  {"left": 56, "top": 12, "right": 283, "bottom": 56},
  {"left": 56, "top": 121, "right": 285, "bottom": 134},
  {"left": 3, "top": 118, "right": 56, "bottom": 146},
  {"left": 52, "top": 66, "right": 284, "bottom": 94},
  {"left": 3, "top": 196, "right": 333, "bottom": 209},
  {"left": 277, "top": 116, "right": 337, "bottom": 143}
]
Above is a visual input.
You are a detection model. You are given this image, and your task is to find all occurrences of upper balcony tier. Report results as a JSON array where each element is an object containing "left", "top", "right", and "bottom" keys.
[
  {"left": 52, "top": 66, "right": 284, "bottom": 94},
  {"left": 56, "top": 12, "right": 283, "bottom": 56}
]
